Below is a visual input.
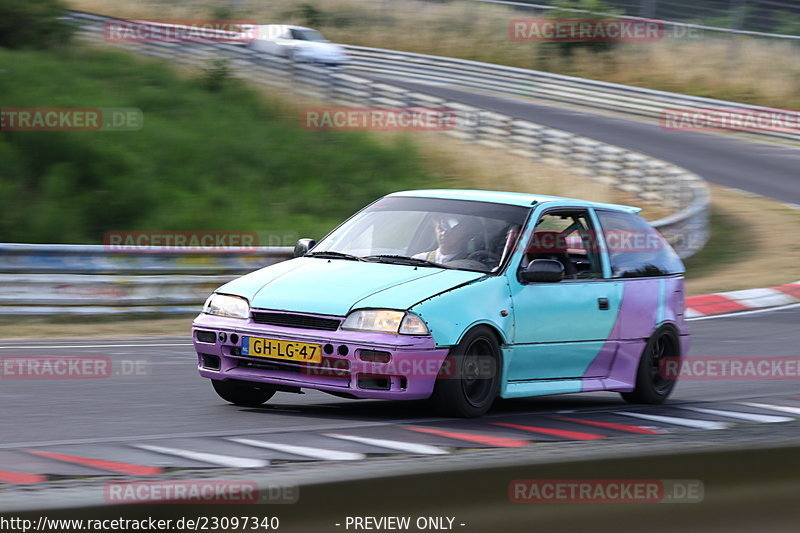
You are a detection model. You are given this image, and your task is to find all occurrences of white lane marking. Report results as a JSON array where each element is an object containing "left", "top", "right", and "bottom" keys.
[
  {"left": 0, "top": 416, "right": 451, "bottom": 450},
  {"left": 687, "top": 302, "right": 800, "bottom": 321},
  {"left": 679, "top": 406, "right": 792, "bottom": 424},
  {"left": 0, "top": 343, "right": 193, "bottom": 349},
  {"left": 228, "top": 438, "right": 365, "bottom": 461},
  {"left": 134, "top": 444, "right": 268, "bottom": 468},
  {"left": 739, "top": 402, "right": 800, "bottom": 416},
  {"left": 726, "top": 290, "right": 797, "bottom": 309},
  {"left": 325, "top": 433, "right": 449, "bottom": 455},
  {"left": 615, "top": 412, "right": 730, "bottom": 430}
]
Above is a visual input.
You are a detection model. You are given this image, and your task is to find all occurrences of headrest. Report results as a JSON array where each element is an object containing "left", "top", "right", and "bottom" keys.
[{"left": 528, "top": 230, "right": 569, "bottom": 255}]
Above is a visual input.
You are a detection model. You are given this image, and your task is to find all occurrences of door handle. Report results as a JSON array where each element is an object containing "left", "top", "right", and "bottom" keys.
[{"left": 598, "top": 298, "right": 610, "bottom": 310}]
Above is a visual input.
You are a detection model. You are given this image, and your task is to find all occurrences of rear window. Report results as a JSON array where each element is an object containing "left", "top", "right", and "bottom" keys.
[{"left": 595, "top": 210, "right": 684, "bottom": 278}]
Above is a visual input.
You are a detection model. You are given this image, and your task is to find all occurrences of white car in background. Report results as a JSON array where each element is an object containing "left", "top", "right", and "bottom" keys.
[{"left": 249, "top": 24, "right": 349, "bottom": 67}]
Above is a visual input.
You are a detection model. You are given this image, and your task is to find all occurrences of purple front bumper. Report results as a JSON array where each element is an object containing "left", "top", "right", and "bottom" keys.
[{"left": 192, "top": 313, "right": 449, "bottom": 400}]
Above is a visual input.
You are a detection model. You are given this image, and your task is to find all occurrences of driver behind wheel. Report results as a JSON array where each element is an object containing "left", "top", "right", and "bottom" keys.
[{"left": 413, "top": 216, "right": 480, "bottom": 264}]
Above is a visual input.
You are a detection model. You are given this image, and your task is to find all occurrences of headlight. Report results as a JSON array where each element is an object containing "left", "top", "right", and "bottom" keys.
[
  {"left": 203, "top": 294, "right": 250, "bottom": 319},
  {"left": 341, "top": 309, "right": 429, "bottom": 335}
]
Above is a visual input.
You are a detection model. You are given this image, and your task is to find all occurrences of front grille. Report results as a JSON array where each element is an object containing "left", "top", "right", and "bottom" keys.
[
  {"left": 251, "top": 312, "right": 341, "bottom": 331},
  {"left": 238, "top": 359, "right": 303, "bottom": 374},
  {"left": 236, "top": 358, "right": 349, "bottom": 379}
]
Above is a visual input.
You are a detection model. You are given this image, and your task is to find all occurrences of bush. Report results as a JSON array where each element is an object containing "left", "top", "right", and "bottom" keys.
[
  {"left": 200, "top": 59, "right": 234, "bottom": 92},
  {"left": 0, "top": 0, "right": 73, "bottom": 50},
  {"left": 297, "top": 3, "right": 326, "bottom": 27},
  {"left": 0, "top": 47, "right": 443, "bottom": 243}
]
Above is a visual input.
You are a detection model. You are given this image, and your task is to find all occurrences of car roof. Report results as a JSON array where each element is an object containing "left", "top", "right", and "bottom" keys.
[
  {"left": 387, "top": 189, "right": 641, "bottom": 213},
  {"left": 258, "top": 24, "right": 315, "bottom": 31}
]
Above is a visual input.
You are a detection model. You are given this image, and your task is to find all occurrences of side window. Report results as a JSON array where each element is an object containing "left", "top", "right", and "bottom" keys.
[
  {"left": 595, "top": 210, "right": 684, "bottom": 278},
  {"left": 522, "top": 209, "right": 603, "bottom": 280}
]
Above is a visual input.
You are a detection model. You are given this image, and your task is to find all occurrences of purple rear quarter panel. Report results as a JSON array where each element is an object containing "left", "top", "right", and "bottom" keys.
[{"left": 583, "top": 276, "right": 689, "bottom": 391}]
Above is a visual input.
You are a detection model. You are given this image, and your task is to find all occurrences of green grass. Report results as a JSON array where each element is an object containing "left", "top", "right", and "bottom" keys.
[{"left": 0, "top": 47, "right": 443, "bottom": 243}]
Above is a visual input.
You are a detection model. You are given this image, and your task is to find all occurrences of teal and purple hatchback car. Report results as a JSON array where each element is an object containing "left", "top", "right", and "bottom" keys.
[{"left": 193, "top": 190, "right": 688, "bottom": 417}]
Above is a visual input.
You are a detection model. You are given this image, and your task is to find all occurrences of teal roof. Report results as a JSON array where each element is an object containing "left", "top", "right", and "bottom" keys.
[{"left": 387, "top": 189, "right": 641, "bottom": 213}]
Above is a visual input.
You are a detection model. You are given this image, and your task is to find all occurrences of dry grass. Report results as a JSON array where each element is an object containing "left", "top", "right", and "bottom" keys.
[
  {"left": 684, "top": 184, "right": 800, "bottom": 295},
  {"left": 67, "top": 0, "right": 800, "bottom": 109}
]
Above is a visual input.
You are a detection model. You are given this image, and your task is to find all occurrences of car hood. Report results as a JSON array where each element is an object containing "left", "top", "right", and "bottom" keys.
[{"left": 216, "top": 257, "right": 484, "bottom": 316}]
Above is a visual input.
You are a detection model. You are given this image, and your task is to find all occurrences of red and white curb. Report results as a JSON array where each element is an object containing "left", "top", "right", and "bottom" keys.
[{"left": 686, "top": 281, "right": 800, "bottom": 318}]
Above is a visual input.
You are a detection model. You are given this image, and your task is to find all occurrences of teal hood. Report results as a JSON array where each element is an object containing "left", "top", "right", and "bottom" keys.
[{"left": 216, "top": 257, "right": 485, "bottom": 316}]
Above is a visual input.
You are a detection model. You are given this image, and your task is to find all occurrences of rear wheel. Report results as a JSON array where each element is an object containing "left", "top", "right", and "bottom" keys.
[
  {"left": 621, "top": 327, "right": 679, "bottom": 404},
  {"left": 430, "top": 326, "right": 501, "bottom": 418},
  {"left": 212, "top": 379, "right": 276, "bottom": 407}
]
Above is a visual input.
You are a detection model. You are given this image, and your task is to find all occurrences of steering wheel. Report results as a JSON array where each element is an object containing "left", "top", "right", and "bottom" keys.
[{"left": 466, "top": 250, "right": 501, "bottom": 267}]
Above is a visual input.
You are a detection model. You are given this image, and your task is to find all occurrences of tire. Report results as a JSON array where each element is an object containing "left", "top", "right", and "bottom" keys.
[
  {"left": 212, "top": 379, "right": 276, "bottom": 407},
  {"left": 621, "top": 327, "right": 680, "bottom": 404},
  {"left": 430, "top": 326, "right": 501, "bottom": 418}
]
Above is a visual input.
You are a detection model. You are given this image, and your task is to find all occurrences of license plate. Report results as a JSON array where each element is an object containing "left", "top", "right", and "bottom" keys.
[{"left": 241, "top": 336, "right": 322, "bottom": 364}]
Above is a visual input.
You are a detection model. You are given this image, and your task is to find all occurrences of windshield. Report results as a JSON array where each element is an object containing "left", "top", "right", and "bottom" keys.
[
  {"left": 311, "top": 196, "right": 530, "bottom": 273},
  {"left": 291, "top": 28, "right": 326, "bottom": 42}
]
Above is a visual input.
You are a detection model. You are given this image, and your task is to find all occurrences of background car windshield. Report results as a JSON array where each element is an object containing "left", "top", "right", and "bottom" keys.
[
  {"left": 312, "top": 196, "right": 530, "bottom": 273},
  {"left": 291, "top": 29, "right": 326, "bottom": 41}
]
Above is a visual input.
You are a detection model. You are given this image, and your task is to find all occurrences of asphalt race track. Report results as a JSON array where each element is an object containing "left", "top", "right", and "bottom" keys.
[{"left": 1, "top": 307, "right": 798, "bottom": 484}]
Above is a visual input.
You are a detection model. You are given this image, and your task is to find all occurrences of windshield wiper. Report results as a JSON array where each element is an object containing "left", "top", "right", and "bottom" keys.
[
  {"left": 305, "top": 251, "right": 368, "bottom": 262},
  {"left": 365, "top": 255, "right": 455, "bottom": 269}
]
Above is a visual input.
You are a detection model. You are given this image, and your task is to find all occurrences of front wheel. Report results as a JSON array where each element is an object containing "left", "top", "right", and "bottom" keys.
[
  {"left": 212, "top": 379, "right": 276, "bottom": 407},
  {"left": 621, "top": 327, "right": 679, "bottom": 404},
  {"left": 430, "top": 326, "right": 501, "bottom": 418}
]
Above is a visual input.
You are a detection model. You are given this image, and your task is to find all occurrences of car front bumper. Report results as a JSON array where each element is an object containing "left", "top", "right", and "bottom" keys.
[{"left": 193, "top": 313, "right": 449, "bottom": 400}]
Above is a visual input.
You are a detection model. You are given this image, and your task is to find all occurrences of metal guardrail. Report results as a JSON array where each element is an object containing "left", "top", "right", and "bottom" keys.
[
  {"left": 1, "top": 11, "right": 715, "bottom": 317},
  {"left": 0, "top": 245, "right": 293, "bottom": 316}
]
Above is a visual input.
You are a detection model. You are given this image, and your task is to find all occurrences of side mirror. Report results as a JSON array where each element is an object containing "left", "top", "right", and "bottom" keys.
[
  {"left": 520, "top": 259, "right": 564, "bottom": 283},
  {"left": 294, "top": 238, "right": 316, "bottom": 258}
]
